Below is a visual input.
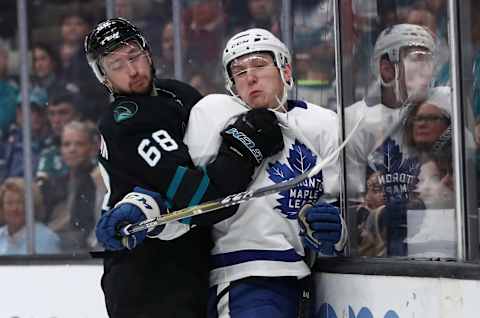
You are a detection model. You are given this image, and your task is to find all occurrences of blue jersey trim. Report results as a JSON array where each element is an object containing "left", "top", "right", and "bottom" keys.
[
  {"left": 166, "top": 166, "right": 187, "bottom": 202},
  {"left": 287, "top": 100, "right": 307, "bottom": 111},
  {"left": 211, "top": 248, "right": 303, "bottom": 269}
]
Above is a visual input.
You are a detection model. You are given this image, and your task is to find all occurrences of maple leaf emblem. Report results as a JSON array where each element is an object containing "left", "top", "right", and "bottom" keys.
[
  {"left": 267, "top": 140, "right": 324, "bottom": 219},
  {"left": 368, "top": 137, "right": 420, "bottom": 204}
]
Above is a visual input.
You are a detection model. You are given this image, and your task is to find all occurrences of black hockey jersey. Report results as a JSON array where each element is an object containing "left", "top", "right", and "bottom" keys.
[
  {"left": 97, "top": 79, "right": 256, "bottom": 317},
  {"left": 98, "top": 79, "right": 254, "bottom": 225}
]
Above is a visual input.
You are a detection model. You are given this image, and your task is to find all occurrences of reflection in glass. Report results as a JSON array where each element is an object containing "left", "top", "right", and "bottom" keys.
[{"left": 341, "top": 0, "right": 456, "bottom": 258}]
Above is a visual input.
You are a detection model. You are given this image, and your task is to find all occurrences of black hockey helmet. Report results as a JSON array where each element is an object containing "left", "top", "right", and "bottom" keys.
[{"left": 84, "top": 17, "right": 150, "bottom": 83}]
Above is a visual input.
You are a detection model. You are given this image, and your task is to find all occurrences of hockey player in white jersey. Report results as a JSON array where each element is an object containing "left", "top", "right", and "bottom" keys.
[
  {"left": 184, "top": 28, "right": 347, "bottom": 318},
  {"left": 344, "top": 24, "right": 447, "bottom": 256}
]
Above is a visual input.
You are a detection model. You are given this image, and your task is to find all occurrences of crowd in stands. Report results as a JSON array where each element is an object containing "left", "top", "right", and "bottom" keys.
[{"left": 0, "top": 0, "right": 477, "bottom": 258}]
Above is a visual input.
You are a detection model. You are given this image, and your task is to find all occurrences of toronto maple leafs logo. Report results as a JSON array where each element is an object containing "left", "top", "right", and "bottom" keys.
[
  {"left": 267, "top": 140, "right": 323, "bottom": 219},
  {"left": 368, "top": 137, "right": 420, "bottom": 204}
]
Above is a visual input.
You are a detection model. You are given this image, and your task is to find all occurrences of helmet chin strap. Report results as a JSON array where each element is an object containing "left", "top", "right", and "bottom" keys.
[{"left": 380, "top": 62, "right": 412, "bottom": 108}]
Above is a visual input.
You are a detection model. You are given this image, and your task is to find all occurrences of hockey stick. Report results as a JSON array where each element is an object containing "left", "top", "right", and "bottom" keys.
[{"left": 120, "top": 114, "right": 364, "bottom": 236}]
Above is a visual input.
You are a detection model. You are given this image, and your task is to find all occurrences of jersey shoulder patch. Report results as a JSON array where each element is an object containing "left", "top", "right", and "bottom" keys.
[{"left": 113, "top": 100, "right": 138, "bottom": 122}]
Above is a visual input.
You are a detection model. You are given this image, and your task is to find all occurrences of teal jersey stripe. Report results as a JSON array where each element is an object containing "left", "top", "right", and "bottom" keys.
[
  {"left": 189, "top": 168, "right": 210, "bottom": 206},
  {"left": 166, "top": 166, "right": 187, "bottom": 203},
  {"left": 181, "top": 168, "right": 210, "bottom": 225}
]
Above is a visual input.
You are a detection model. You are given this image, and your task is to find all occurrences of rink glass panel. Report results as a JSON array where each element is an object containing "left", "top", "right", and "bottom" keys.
[
  {"left": 0, "top": 0, "right": 479, "bottom": 264},
  {"left": 337, "top": 0, "right": 465, "bottom": 259}
]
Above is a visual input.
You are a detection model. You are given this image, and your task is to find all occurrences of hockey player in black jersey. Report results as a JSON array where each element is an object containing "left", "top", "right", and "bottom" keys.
[{"left": 84, "top": 18, "right": 284, "bottom": 318}]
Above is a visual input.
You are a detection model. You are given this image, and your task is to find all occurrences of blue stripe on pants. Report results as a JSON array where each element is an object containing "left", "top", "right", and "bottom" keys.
[{"left": 208, "top": 277, "right": 302, "bottom": 318}]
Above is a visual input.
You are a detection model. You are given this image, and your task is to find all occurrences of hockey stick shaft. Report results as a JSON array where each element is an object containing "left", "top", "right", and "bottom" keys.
[{"left": 121, "top": 114, "right": 364, "bottom": 236}]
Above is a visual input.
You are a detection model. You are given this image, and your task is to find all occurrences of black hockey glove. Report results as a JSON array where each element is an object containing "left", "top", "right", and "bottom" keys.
[{"left": 220, "top": 108, "right": 284, "bottom": 166}]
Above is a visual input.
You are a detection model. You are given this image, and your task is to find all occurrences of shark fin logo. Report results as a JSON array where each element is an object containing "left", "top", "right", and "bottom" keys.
[
  {"left": 267, "top": 140, "right": 323, "bottom": 219},
  {"left": 114, "top": 101, "right": 138, "bottom": 122}
]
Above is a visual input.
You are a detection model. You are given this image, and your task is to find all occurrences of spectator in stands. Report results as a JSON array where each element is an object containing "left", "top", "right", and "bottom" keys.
[
  {"left": 357, "top": 171, "right": 387, "bottom": 256},
  {"left": 58, "top": 12, "right": 91, "bottom": 71},
  {"left": 36, "top": 87, "right": 81, "bottom": 185},
  {"left": 249, "top": 0, "right": 279, "bottom": 31},
  {"left": 115, "top": 0, "right": 135, "bottom": 19},
  {"left": 45, "top": 120, "right": 98, "bottom": 252},
  {"left": 0, "top": 177, "right": 60, "bottom": 255},
  {"left": 1, "top": 87, "right": 50, "bottom": 182},
  {"left": 405, "top": 87, "right": 451, "bottom": 160},
  {"left": 153, "top": 21, "right": 182, "bottom": 78},
  {"left": 0, "top": 45, "right": 18, "bottom": 137},
  {"left": 57, "top": 11, "right": 107, "bottom": 121},
  {"left": 405, "top": 87, "right": 454, "bottom": 208},
  {"left": 183, "top": 0, "right": 226, "bottom": 71},
  {"left": 31, "top": 42, "right": 63, "bottom": 97}
]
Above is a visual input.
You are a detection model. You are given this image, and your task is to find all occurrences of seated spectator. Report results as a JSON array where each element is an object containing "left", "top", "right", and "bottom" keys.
[
  {"left": 36, "top": 86, "right": 81, "bottom": 184},
  {"left": 31, "top": 42, "right": 63, "bottom": 97},
  {"left": 153, "top": 21, "right": 184, "bottom": 79},
  {"left": 1, "top": 87, "right": 50, "bottom": 182},
  {"left": 405, "top": 87, "right": 454, "bottom": 208},
  {"left": 58, "top": 11, "right": 91, "bottom": 73},
  {"left": 45, "top": 120, "right": 98, "bottom": 252},
  {"left": 357, "top": 171, "right": 387, "bottom": 256},
  {"left": 0, "top": 177, "right": 60, "bottom": 254},
  {"left": 115, "top": 0, "right": 135, "bottom": 19},
  {"left": 230, "top": 0, "right": 280, "bottom": 36},
  {"left": 405, "top": 87, "right": 451, "bottom": 160},
  {"left": 183, "top": 0, "right": 226, "bottom": 72},
  {"left": 57, "top": 11, "right": 107, "bottom": 121},
  {"left": 416, "top": 158, "right": 454, "bottom": 209},
  {"left": 0, "top": 45, "right": 18, "bottom": 137}
]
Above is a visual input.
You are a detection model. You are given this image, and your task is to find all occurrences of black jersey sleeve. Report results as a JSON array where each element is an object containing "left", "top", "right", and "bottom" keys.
[{"left": 99, "top": 85, "right": 253, "bottom": 226}]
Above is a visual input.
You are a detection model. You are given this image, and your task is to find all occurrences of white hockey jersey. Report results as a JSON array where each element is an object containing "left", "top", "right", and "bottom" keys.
[
  {"left": 345, "top": 86, "right": 452, "bottom": 205},
  {"left": 184, "top": 94, "right": 340, "bottom": 286},
  {"left": 346, "top": 88, "right": 419, "bottom": 203}
]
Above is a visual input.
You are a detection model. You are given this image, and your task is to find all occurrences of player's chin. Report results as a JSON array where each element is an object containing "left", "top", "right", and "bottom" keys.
[
  {"left": 130, "top": 78, "right": 151, "bottom": 94},
  {"left": 247, "top": 98, "right": 270, "bottom": 109}
]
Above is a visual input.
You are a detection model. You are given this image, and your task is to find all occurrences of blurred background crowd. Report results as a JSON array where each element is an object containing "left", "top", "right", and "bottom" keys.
[{"left": 0, "top": 0, "right": 478, "bottom": 259}]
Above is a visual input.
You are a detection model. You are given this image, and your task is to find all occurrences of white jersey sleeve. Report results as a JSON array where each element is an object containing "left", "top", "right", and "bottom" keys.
[{"left": 184, "top": 94, "right": 246, "bottom": 167}]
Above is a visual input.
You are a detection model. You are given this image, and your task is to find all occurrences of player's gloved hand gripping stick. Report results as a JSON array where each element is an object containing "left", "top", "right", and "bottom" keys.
[{"left": 119, "top": 114, "right": 364, "bottom": 237}]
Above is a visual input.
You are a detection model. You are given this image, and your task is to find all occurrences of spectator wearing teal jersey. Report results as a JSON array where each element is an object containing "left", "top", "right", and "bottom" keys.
[
  {"left": 1, "top": 87, "right": 50, "bottom": 182},
  {"left": 0, "top": 45, "right": 18, "bottom": 137}
]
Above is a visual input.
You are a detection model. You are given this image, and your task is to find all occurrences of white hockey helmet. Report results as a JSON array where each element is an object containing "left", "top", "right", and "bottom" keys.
[
  {"left": 222, "top": 28, "right": 291, "bottom": 94},
  {"left": 373, "top": 23, "right": 435, "bottom": 66}
]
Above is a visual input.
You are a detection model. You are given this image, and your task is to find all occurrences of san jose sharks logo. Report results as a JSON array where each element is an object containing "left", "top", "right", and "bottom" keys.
[
  {"left": 368, "top": 137, "right": 420, "bottom": 204},
  {"left": 267, "top": 140, "right": 324, "bottom": 219}
]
